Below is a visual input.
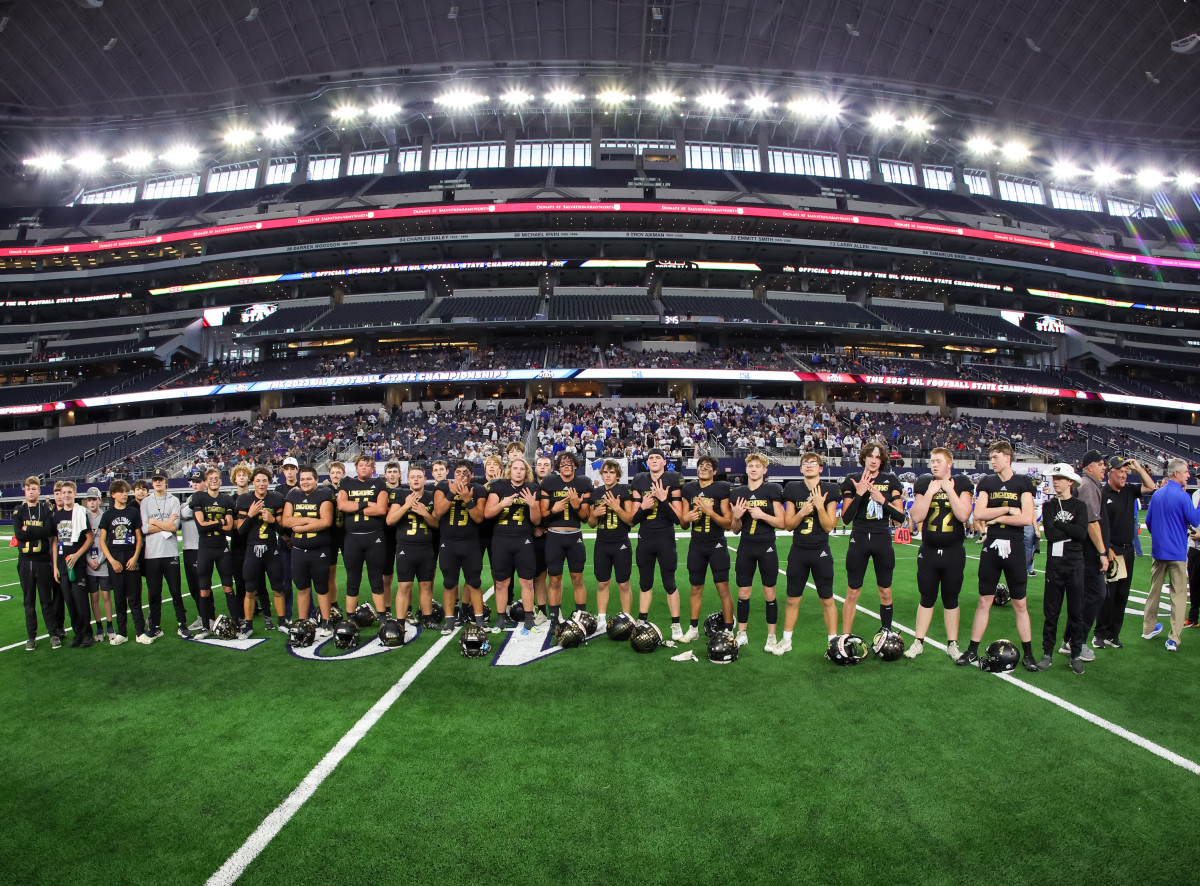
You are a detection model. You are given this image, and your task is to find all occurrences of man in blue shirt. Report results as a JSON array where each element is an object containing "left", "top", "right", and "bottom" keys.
[{"left": 1143, "top": 458, "right": 1200, "bottom": 651}]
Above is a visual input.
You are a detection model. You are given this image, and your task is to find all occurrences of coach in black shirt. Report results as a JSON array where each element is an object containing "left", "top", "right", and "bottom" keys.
[{"left": 1095, "top": 456, "right": 1151, "bottom": 648}]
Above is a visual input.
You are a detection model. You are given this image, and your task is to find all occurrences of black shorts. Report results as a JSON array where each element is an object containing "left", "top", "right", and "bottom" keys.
[
  {"left": 491, "top": 534, "right": 536, "bottom": 582},
  {"left": 440, "top": 541, "right": 484, "bottom": 590},
  {"left": 243, "top": 544, "right": 285, "bottom": 594},
  {"left": 533, "top": 531, "right": 548, "bottom": 575},
  {"left": 978, "top": 538, "right": 1028, "bottom": 600},
  {"left": 636, "top": 532, "right": 678, "bottom": 592},
  {"left": 916, "top": 544, "right": 965, "bottom": 609},
  {"left": 735, "top": 540, "right": 780, "bottom": 588},
  {"left": 395, "top": 544, "right": 436, "bottom": 583},
  {"left": 197, "top": 544, "right": 233, "bottom": 591},
  {"left": 545, "top": 532, "right": 586, "bottom": 577},
  {"left": 786, "top": 545, "right": 834, "bottom": 599},
  {"left": 291, "top": 547, "right": 331, "bottom": 592},
  {"left": 687, "top": 539, "right": 730, "bottom": 586},
  {"left": 593, "top": 538, "right": 633, "bottom": 584},
  {"left": 342, "top": 531, "right": 386, "bottom": 597},
  {"left": 845, "top": 531, "right": 895, "bottom": 589},
  {"left": 86, "top": 573, "right": 111, "bottom": 594},
  {"left": 330, "top": 529, "right": 345, "bottom": 566}
]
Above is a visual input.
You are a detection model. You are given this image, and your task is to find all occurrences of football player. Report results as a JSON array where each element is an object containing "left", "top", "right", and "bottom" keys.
[
  {"left": 840, "top": 441, "right": 906, "bottom": 634},
  {"left": 275, "top": 456, "right": 302, "bottom": 620},
  {"left": 386, "top": 464, "right": 439, "bottom": 630},
  {"left": 99, "top": 479, "right": 148, "bottom": 645},
  {"left": 538, "top": 452, "right": 593, "bottom": 627},
  {"left": 680, "top": 455, "right": 734, "bottom": 639},
  {"left": 282, "top": 465, "right": 336, "bottom": 634},
  {"left": 778, "top": 452, "right": 841, "bottom": 654},
  {"left": 587, "top": 458, "right": 636, "bottom": 634},
  {"left": 958, "top": 440, "right": 1040, "bottom": 671},
  {"left": 337, "top": 454, "right": 390, "bottom": 621},
  {"left": 433, "top": 459, "right": 489, "bottom": 633},
  {"left": 325, "top": 461, "right": 347, "bottom": 615},
  {"left": 16, "top": 476, "right": 58, "bottom": 650},
  {"left": 531, "top": 454, "right": 554, "bottom": 623},
  {"left": 629, "top": 448, "right": 685, "bottom": 635},
  {"left": 190, "top": 467, "right": 237, "bottom": 635},
  {"left": 380, "top": 460, "right": 403, "bottom": 612},
  {"left": 729, "top": 453, "right": 786, "bottom": 650},
  {"left": 484, "top": 456, "right": 543, "bottom": 634},
  {"left": 235, "top": 467, "right": 287, "bottom": 638},
  {"left": 228, "top": 463, "right": 253, "bottom": 621},
  {"left": 905, "top": 448, "right": 974, "bottom": 660}
]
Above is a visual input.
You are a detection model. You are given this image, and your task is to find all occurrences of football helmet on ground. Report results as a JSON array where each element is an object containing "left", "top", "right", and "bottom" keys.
[
  {"left": 606, "top": 612, "right": 636, "bottom": 641},
  {"left": 630, "top": 621, "right": 663, "bottom": 654},
  {"left": 708, "top": 630, "right": 739, "bottom": 664},
  {"left": 825, "top": 634, "right": 868, "bottom": 666},
  {"left": 460, "top": 623, "right": 491, "bottom": 658}
]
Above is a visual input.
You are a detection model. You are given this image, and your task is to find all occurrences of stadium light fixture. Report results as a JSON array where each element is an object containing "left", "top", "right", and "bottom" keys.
[
  {"left": 436, "top": 89, "right": 487, "bottom": 109},
  {"left": 868, "top": 110, "right": 899, "bottom": 132},
  {"left": 965, "top": 135, "right": 996, "bottom": 156},
  {"left": 223, "top": 128, "right": 255, "bottom": 145},
  {"left": 24, "top": 154, "right": 64, "bottom": 171},
  {"left": 1091, "top": 165, "right": 1121, "bottom": 187},
  {"left": 262, "top": 122, "right": 294, "bottom": 141},
  {"left": 1000, "top": 140, "right": 1029, "bottom": 161},
  {"left": 69, "top": 151, "right": 106, "bottom": 173},
  {"left": 695, "top": 92, "right": 730, "bottom": 110},
  {"left": 368, "top": 100, "right": 401, "bottom": 118},
  {"left": 545, "top": 88, "right": 583, "bottom": 105},
  {"left": 902, "top": 116, "right": 932, "bottom": 135},
  {"left": 1175, "top": 170, "right": 1200, "bottom": 189},
  {"left": 788, "top": 96, "right": 840, "bottom": 118},
  {"left": 646, "top": 90, "right": 679, "bottom": 106},
  {"left": 331, "top": 105, "right": 362, "bottom": 122},
  {"left": 1136, "top": 168, "right": 1166, "bottom": 189},
  {"left": 116, "top": 149, "right": 154, "bottom": 169},
  {"left": 161, "top": 145, "right": 200, "bottom": 167},
  {"left": 500, "top": 89, "right": 533, "bottom": 105},
  {"left": 596, "top": 89, "right": 632, "bottom": 104},
  {"left": 743, "top": 94, "right": 775, "bottom": 112},
  {"left": 1049, "top": 159, "right": 1083, "bottom": 181}
]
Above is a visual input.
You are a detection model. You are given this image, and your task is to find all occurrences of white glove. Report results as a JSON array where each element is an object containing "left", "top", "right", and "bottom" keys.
[
  {"left": 989, "top": 539, "right": 1012, "bottom": 560},
  {"left": 670, "top": 650, "right": 698, "bottom": 662}
]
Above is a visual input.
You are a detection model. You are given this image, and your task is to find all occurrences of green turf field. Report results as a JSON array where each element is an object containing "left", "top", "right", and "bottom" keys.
[{"left": 2, "top": 530, "right": 1198, "bottom": 886}]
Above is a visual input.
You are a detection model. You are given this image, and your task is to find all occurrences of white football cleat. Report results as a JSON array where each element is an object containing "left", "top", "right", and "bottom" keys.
[
  {"left": 735, "top": 630, "right": 748, "bottom": 647},
  {"left": 680, "top": 626, "right": 699, "bottom": 643},
  {"left": 763, "top": 634, "right": 778, "bottom": 652},
  {"left": 771, "top": 637, "right": 792, "bottom": 656},
  {"left": 904, "top": 639, "right": 924, "bottom": 659}
]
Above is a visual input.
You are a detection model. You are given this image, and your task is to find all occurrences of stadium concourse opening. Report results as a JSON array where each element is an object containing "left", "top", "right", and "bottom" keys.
[{"left": 4, "top": 0, "right": 1200, "bottom": 882}]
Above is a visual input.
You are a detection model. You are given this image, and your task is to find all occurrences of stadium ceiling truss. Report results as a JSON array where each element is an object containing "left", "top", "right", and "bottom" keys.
[{"left": 0, "top": 0, "right": 1197, "bottom": 172}]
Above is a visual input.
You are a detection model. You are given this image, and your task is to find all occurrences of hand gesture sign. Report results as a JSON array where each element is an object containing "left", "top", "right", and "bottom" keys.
[{"left": 731, "top": 497, "right": 748, "bottom": 520}]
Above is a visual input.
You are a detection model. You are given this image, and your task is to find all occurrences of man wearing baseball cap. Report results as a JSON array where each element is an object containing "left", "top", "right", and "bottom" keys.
[
  {"left": 1036, "top": 463, "right": 1091, "bottom": 674},
  {"left": 1096, "top": 457, "right": 1152, "bottom": 647},
  {"left": 1072, "top": 450, "right": 1111, "bottom": 659},
  {"left": 1144, "top": 458, "right": 1200, "bottom": 650}
]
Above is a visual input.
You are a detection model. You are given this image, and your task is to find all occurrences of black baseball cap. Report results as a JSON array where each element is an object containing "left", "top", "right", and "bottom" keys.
[
  {"left": 188, "top": 471, "right": 205, "bottom": 482},
  {"left": 1106, "top": 456, "right": 1131, "bottom": 471},
  {"left": 1079, "top": 449, "right": 1106, "bottom": 469},
  {"left": 150, "top": 471, "right": 167, "bottom": 481}
]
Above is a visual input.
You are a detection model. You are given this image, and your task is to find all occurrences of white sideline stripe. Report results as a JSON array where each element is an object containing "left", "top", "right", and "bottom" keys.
[
  {"left": 741, "top": 547, "right": 1200, "bottom": 778},
  {"left": 207, "top": 588, "right": 493, "bottom": 886},
  {"left": 1, "top": 599, "right": 157, "bottom": 652}
]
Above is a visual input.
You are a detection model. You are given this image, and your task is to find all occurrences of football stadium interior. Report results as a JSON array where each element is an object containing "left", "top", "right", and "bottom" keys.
[{"left": 3, "top": 1, "right": 1200, "bottom": 883}]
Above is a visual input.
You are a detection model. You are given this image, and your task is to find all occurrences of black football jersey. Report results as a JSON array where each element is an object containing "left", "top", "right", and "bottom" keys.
[
  {"left": 629, "top": 471, "right": 682, "bottom": 537},
  {"left": 391, "top": 487, "right": 436, "bottom": 546},
  {"left": 840, "top": 471, "right": 904, "bottom": 534},
  {"left": 592, "top": 483, "right": 633, "bottom": 541},
  {"left": 913, "top": 474, "right": 974, "bottom": 546},
  {"left": 538, "top": 474, "right": 593, "bottom": 531},
  {"left": 286, "top": 486, "right": 334, "bottom": 550},
  {"left": 681, "top": 479, "right": 731, "bottom": 541},
  {"left": 435, "top": 480, "right": 487, "bottom": 543},
  {"left": 190, "top": 491, "right": 236, "bottom": 547},
  {"left": 729, "top": 482, "right": 785, "bottom": 540},
  {"left": 236, "top": 491, "right": 286, "bottom": 547},
  {"left": 340, "top": 477, "right": 387, "bottom": 534},
  {"left": 490, "top": 479, "right": 538, "bottom": 538},
  {"left": 783, "top": 480, "right": 841, "bottom": 548},
  {"left": 975, "top": 472, "right": 1036, "bottom": 541}
]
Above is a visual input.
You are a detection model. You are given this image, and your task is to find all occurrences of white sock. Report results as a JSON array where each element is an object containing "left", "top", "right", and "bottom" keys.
[{"left": 783, "top": 631, "right": 793, "bottom": 641}]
